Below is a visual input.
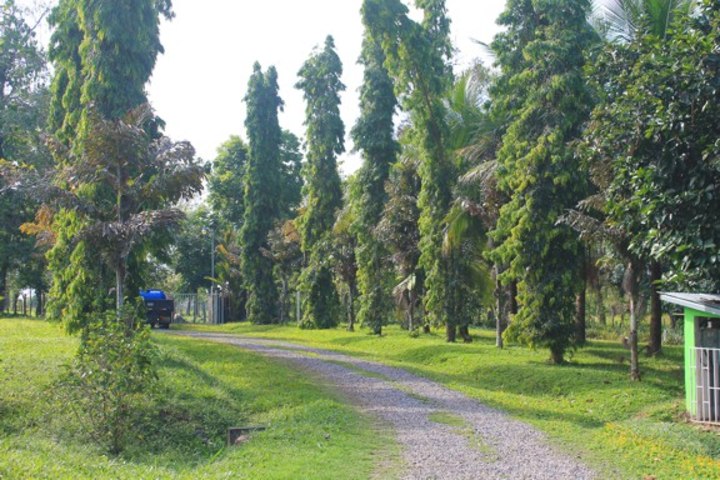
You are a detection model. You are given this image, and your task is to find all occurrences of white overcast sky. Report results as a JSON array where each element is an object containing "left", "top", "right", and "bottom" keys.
[{"left": 24, "top": 1, "right": 507, "bottom": 174}]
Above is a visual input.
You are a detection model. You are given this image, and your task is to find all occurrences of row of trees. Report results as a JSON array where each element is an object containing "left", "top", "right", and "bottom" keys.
[
  {"left": 0, "top": 1, "right": 50, "bottom": 316},
  {"left": 181, "top": 0, "right": 720, "bottom": 380},
  {"left": 2, "top": 0, "right": 719, "bottom": 387}
]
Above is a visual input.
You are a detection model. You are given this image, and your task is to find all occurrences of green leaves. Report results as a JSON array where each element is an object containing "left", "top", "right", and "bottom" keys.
[
  {"left": 58, "top": 309, "right": 159, "bottom": 454},
  {"left": 587, "top": 0, "right": 720, "bottom": 290},
  {"left": 241, "top": 63, "right": 284, "bottom": 324},
  {"left": 353, "top": 15, "right": 399, "bottom": 334},
  {"left": 367, "top": 0, "right": 458, "bottom": 335},
  {"left": 209, "top": 136, "right": 248, "bottom": 228},
  {"left": 296, "top": 36, "right": 345, "bottom": 329},
  {"left": 489, "top": 0, "right": 596, "bottom": 362}
]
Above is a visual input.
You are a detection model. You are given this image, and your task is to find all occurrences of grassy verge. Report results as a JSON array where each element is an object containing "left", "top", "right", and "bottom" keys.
[
  {"left": 0, "top": 319, "right": 397, "bottom": 479},
  {"left": 181, "top": 322, "right": 720, "bottom": 479}
]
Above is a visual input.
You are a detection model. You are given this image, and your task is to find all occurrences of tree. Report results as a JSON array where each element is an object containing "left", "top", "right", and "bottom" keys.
[
  {"left": 268, "top": 220, "right": 303, "bottom": 324},
  {"left": 352, "top": 20, "right": 398, "bottom": 335},
  {"left": 279, "top": 130, "right": 304, "bottom": 219},
  {"left": 37, "top": 106, "right": 203, "bottom": 329},
  {"left": 209, "top": 136, "right": 248, "bottom": 228},
  {"left": 489, "top": 0, "right": 597, "bottom": 364},
  {"left": 590, "top": 0, "right": 693, "bottom": 42},
  {"left": 332, "top": 201, "right": 360, "bottom": 331},
  {"left": 0, "top": 0, "right": 49, "bottom": 313},
  {"left": 215, "top": 228, "right": 246, "bottom": 322},
  {"left": 48, "top": 0, "right": 173, "bottom": 139},
  {"left": 587, "top": 0, "right": 694, "bottom": 356},
  {"left": 173, "top": 207, "right": 214, "bottom": 294},
  {"left": 241, "top": 63, "right": 283, "bottom": 325},
  {"left": 443, "top": 66, "right": 499, "bottom": 344},
  {"left": 377, "top": 151, "right": 423, "bottom": 332},
  {"left": 43, "top": 0, "right": 176, "bottom": 328},
  {"left": 364, "top": 0, "right": 458, "bottom": 341},
  {"left": 582, "top": 0, "right": 720, "bottom": 370},
  {"left": 295, "top": 36, "right": 345, "bottom": 329},
  {"left": 445, "top": 65, "right": 511, "bottom": 347}
]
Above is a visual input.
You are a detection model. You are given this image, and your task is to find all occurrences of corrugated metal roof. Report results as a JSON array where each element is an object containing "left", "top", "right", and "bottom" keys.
[{"left": 660, "top": 292, "right": 720, "bottom": 317}]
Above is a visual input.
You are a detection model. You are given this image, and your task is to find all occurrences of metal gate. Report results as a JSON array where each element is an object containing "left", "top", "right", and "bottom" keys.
[{"left": 694, "top": 347, "right": 720, "bottom": 424}]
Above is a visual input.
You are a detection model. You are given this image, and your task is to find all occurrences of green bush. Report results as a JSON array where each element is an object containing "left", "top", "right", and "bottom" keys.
[{"left": 58, "top": 309, "right": 158, "bottom": 454}]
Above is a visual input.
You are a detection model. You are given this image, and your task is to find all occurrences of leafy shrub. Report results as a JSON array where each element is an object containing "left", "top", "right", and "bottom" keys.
[{"left": 58, "top": 308, "right": 158, "bottom": 454}]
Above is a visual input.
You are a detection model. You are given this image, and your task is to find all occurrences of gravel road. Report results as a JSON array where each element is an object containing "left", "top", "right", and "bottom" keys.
[{"left": 171, "top": 331, "right": 595, "bottom": 480}]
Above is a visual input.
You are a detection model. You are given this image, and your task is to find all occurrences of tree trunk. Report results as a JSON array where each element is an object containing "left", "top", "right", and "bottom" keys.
[
  {"left": 407, "top": 290, "right": 415, "bottom": 333},
  {"left": 116, "top": 264, "right": 124, "bottom": 312},
  {"left": 446, "top": 323, "right": 457, "bottom": 343},
  {"left": 624, "top": 261, "right": 641, "bottom": 381},
  {"left": 550, "top": 345, "right": 565, "bottom": 365},
  {"left": 459, "top": 324, "right": 472, "bottom": 343},
  {"left": 22, "top": 294, "right": 27, "bottom": 317},
  {"left": 648, "top": 262, "right": 662, "bottom": 355},
  {"left": 13, "top": 292, "right": 18, "bottom": 315},
  {"left": 629, "top": 294, "right": 640, "bottom": 381},
  {"left": 494, "top": 265, "right": 506, "bottom": 349},
  {"left": 347, "top": 287, "right": 356, "bottom": 333},
  {"left": 594, "top": 283, "right": 606, "bottom": 325},
  {"left": 509, "top": 280, "right": 518, "bottom": 315},
  {"left": 575, "top": 289, "right": 587, "bottom": 346},
  {"left": 35, "top": 289, "right": 43, "bottom": 317},
  {"left": 280, "top": 279, "right": 288, "bottom": 325},
  {"left": 0, "top": 266, "right": 6, "bottom": 314},
  {"left": 575, "top": 251, "right": 587, "bottom": 346},
  {"left": 116, "top": 258, "right": 127, "bottom": 326}
]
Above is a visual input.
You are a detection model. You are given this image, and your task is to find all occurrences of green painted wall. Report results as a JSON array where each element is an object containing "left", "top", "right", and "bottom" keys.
[{"left": 685, "top": 308, "right": 698, "bottom": 415}]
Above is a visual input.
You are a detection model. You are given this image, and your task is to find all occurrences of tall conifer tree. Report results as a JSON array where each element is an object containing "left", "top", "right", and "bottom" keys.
[
  {"left": 241, "top": 63, "right": 283, "bottom": 324},
  {"left": 364, "top": 0, "right": 457, "bottom": 340},
  {"left": 352, "top": 16, "right": 398, "bottom": 335},
  {"left": 44, "top": 0, "right": 176, "bottom": 324},
  {"left": 295, "top": 36, "right": 345, "bottom": 329},
  {"left": 48, "top": 0, "right": 172, "bottom": 139},
  {"left": 489, "top": 0, "right": 597, "bottom": 363}
]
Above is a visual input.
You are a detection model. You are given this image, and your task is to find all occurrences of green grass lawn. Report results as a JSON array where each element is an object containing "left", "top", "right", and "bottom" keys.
[
  {"left": 181, "top": 322, "right": 720, "bottom": 479},
  {"left": 0, "top": 318, "right": 397, "bottom": 479}
]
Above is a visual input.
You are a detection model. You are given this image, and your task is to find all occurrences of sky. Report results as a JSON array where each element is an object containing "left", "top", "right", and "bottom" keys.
[
  {"left": 22, "top": 0, "right": 507, "bottom": 174},
  {"left": 147, "top": 0, "right": 506, "bottom": 174}
]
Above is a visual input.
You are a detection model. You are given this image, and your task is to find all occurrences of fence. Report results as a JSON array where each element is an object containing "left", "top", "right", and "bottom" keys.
[
  {"left": 693, "top": 347, "right": 720, "bottom": 424},
  {"left": 172, "top": 292, "right": 226, "bottom": 325}
]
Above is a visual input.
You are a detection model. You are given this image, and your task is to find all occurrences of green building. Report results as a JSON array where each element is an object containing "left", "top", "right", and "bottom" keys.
[{"left": 660, "top": 292, "right": 720, "bottom": 424}]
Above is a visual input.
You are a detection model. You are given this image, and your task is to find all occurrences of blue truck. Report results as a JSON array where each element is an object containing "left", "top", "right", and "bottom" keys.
[{"left": 139, "top": 290, "right": 174, "bottom": 329}]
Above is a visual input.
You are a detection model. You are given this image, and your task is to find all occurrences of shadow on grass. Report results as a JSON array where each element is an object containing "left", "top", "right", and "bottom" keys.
[{"left": 83, "top": 343, "right": 251, "bottom": 469}]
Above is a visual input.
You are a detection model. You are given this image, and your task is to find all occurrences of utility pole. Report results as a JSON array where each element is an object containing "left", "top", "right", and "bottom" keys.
[{"left": 210, "top": 227, "right": 215, "bottom": 294}]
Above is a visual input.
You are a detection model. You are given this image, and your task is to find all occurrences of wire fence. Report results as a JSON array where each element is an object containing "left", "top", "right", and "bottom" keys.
[{"left": 171, "top": 292, "right": 225, "bottom": 325}]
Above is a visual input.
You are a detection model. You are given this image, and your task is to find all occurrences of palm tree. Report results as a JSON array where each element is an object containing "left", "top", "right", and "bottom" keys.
[
  {"left": 443, "top": 64, "right": 509, "bottom": 345},
  {"left": 590, "top": 0, "right": 694, "bottom": 42}
]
